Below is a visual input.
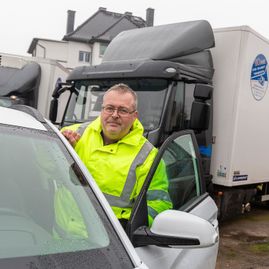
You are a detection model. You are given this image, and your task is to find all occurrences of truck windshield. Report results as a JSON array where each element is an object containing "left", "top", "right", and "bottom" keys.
[
  {"left": 63, "top": 79, "right": 168, "bottom": 131},
  {"left": 0, "top": 124, "right": 133, "bottom": 268}
]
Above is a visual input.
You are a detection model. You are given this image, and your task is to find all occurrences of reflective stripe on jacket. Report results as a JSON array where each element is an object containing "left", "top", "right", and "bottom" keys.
[{"left": 61, "top": 117, "right": 172, "bottom": 226}]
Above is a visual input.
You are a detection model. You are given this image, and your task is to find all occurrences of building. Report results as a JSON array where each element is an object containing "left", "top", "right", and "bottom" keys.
[{"left": 27, "top": 7, "right": 154, "bottom": 70}]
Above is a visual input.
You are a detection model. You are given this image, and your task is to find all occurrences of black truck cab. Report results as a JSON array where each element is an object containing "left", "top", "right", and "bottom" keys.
[{"left": 50, "top": 20, "right": 214, "bottom": 188}]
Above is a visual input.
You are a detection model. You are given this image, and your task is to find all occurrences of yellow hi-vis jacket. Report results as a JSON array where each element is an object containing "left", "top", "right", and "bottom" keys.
[{"left": 60, "top": 117, "right": 172, "bottom": 228}]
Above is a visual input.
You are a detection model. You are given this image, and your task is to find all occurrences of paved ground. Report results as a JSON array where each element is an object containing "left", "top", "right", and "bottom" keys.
[{"left": 216, "top": 206, "right": 269, "bottom": 269}]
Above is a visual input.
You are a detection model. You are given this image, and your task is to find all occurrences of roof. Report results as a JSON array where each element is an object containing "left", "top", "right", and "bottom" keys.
[{"left": 63, "top": 7, "right": 146, "bottom": 43}]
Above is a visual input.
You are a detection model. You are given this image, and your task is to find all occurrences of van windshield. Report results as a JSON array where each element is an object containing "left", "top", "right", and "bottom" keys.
[
  {"left": 63, "top": 79, "right": 168, "bottom": 132},
  {"left": 0, "top": 124, "right": 133, "bottom": 268}
]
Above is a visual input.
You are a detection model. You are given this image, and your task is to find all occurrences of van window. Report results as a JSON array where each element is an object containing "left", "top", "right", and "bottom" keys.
[
  {"left": 0, "top": 124, "right": 133, "bottom": 268},
  {"left": 162, "top": 133, "right": 201, "bottom": 209}
]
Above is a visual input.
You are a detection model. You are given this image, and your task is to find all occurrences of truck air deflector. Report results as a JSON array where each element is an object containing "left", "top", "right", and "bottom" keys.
[
  {"left": 67, "top": 20, "right": 215, "bottom": 82},
  {"left": 0, "top": 63, "right": 41, "bottom": 96},
  {"left": 103, "top": 20, "right": 215, "bottom": 62},
  {"left": 102, "top": 20, "right": 214, "bottom": 80}
]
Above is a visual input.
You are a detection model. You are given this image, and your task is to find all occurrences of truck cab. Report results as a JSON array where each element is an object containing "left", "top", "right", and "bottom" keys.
[
  {"left": 0, "top": 53, "right": 69, "bottom": 120},
  {"left": 50, "top": 20, "right": 214, "bottom": 186},
  {"left": 0, "top": 57, "right": 40, "bottom": 108}
]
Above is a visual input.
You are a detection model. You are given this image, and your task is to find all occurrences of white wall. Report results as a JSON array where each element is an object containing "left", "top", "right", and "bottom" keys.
[
  {"left": 35, "top": 40, "right": 68, "bottom": 64},
  {"left": 32, "top": 39, "right": 105, "bottom": 69},
  {"left": 67, "top": 41, "right": 92, "bottom": 68},
  {"left": 92, "top": 42, "right": 103, "bottom": 65}
]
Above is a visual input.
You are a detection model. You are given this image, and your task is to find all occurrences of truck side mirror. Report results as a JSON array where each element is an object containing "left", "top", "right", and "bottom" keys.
[
  {"left": 49, "top": 98, "right": 58, "bottom": 123},
  {"left": 189, "top": 84, "right": 212, "bottom": 132},
  {"left": 193, "top": 84, "right": 212, "bottom": 100},
  {"left": 49, "top": 82, "right": 73, "bottom": 124}
]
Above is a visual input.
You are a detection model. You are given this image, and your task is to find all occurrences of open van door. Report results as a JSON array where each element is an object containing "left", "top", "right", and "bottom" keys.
[{"left": 126, "top": 130, "right": 219, "bottom": 269}]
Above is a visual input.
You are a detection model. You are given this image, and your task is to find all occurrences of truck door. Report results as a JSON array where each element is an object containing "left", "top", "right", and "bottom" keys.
[{"left": 127, "top": 130, "right": 219, "bottom": 269}]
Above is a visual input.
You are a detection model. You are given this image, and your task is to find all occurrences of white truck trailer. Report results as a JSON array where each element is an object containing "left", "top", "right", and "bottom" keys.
[
  {"left": 0, "top": 53, "right": 70, "bottom": 121},
  {"left": 211, "top": 26, "right": 269, "bottom": 218}
]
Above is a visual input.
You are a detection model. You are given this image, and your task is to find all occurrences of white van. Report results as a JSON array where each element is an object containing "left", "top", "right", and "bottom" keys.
[{"left": 0, "top": 105, "right": 219, "bottom": 269}]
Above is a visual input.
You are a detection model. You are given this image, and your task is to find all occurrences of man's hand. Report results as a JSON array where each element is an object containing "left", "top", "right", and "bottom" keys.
[{"left": 61, "top": 130, "right": 81, "bottom": 147}]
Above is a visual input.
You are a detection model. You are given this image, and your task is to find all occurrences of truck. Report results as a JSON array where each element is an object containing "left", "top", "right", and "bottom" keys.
[
  {"left": 0, "top": 53, "right": 69, "bottom": 122},
  {"left": 49, "top": 20, "right": 269, "bottom": 221}
]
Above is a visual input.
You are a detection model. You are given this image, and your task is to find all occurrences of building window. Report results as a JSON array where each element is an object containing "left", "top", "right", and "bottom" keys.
[
  {"left": 99, "top": 43, "right": 108, "bottom": 57},
  {"left": 79, "top": 51, "right": 91, "bottom": 63}
]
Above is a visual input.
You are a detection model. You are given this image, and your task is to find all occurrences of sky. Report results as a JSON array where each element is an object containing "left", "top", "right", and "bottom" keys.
[{"left": 1, "top": 0, "right": 269, "bottom": 56}]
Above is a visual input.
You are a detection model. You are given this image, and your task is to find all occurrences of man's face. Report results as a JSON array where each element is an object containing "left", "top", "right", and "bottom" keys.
[{"left": 101, "top": 90, "right": 138, "bottom": 142}]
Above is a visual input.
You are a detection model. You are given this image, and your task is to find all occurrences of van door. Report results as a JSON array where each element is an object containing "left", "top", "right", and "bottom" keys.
[{"left": 128, "top": 130, "right": 219, "bottom": 269}]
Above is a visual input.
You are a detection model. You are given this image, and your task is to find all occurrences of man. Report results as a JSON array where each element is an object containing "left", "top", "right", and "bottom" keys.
[{"left": 61, "top": 83, "right": 172, "bottom": 227}]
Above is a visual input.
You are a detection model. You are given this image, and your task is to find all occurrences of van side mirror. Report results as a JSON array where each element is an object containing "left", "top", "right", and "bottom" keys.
[
  {"left": 189, "top": 84, "right": 212, "bottom": 132},
  {"left": 133, "top": 210, "right": 218, "bottom": 248}
]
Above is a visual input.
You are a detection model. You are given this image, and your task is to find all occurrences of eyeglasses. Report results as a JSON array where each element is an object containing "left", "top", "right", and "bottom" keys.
[{"left": 102, "top": 105, "right": 136, "bottom": 117}]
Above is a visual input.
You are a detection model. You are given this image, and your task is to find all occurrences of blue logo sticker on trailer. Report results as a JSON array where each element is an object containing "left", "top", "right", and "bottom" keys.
[{"left": 250, "top": 54, "right": 268, "bottom": 101}]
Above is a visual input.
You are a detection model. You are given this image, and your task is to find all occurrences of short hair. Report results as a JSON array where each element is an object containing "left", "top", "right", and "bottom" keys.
[{"left": 104, "top": 83, "right": 137, "bottom": 110}]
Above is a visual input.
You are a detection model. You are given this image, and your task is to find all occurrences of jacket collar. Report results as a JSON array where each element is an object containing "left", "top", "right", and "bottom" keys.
[{"left": 91, "top": 117, "right": 144, "bottom": 146}]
